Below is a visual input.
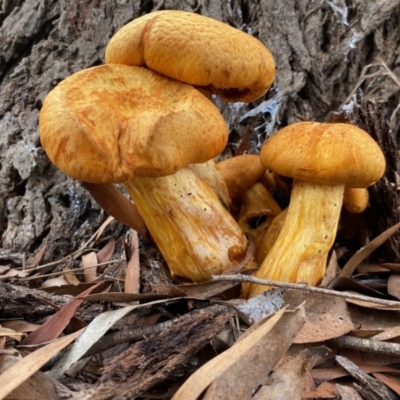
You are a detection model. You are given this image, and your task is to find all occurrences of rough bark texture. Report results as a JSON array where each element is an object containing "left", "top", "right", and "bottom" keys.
[{"left": 1, "top": 0, "right": 400, "bottom": 264}]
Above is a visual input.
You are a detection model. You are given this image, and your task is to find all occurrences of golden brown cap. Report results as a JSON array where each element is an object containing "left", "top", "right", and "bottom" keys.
[
  {"left": 105, "top": 10, "right": 275, "bottom": 103},
  {"left": 343, "top": 187, "right": 369, "bottom": 213},
  {"left": 260, "top": 122, "right": 386, "bottom": 188},
  {"left": 216, "top": 154, "right": 266, "bottom": 199},
  {"left": 39, "top": 64, "right": 228, "bottom": 183}
]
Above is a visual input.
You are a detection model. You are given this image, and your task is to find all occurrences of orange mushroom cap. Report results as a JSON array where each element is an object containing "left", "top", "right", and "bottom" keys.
[
  {"left": 105, "top": 10, "right": 275, "bottom": 103},
  {"left": 39, "top": 64, "right": 228, "bottom": 183},
  {"left": 260, "top": 122, "right": 386, "bottom": 188}
]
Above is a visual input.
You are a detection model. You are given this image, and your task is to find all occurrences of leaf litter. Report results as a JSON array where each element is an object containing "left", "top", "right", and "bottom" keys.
[{"left": 2, "top": 92, "right": 400, "bottom": 399}]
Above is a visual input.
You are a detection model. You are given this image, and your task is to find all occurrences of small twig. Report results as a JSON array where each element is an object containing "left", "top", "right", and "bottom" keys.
[
  {"left": 333, "top": 335, "right": 400, "bottom": 356},
  {"left": 211, "top": 274, "right": 400, "bottom": 308}
]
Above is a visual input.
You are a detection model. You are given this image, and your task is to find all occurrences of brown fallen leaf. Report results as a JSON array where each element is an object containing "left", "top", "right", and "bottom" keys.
[
  {"left": 1, "top": 320, "right": 40, "bottom": 333},
  {"left": 283, "top": 290, "right": 355, "bottom": 344},
  {"left": 82, "top": 251, "right": 98, "bottom": 283},
  {"left": 372, "top": 372, "right": 400, "bottom": 395},
  {"left": 173, "top": 305, "right": 305, "bottom": 400},
  {"left": 62, "top": 265, "right": 81, "bottom": 286},
  {"left": 40, "top": 281, "right": 110, "bottom": 296},
  {"left": 124, "top": 230, "right": 140, "bottom": 294},
  {"left": 254, "top": 347, "right": 332, "bottom": 400},
  {"left": 20, "top": 281, "right": 106, "bottom": 346},
  {"left": 0, "top": 353, "right": 73, "bottom": 400},
  {"left": 311, "top": 365, "right": 400, "bottom": 384},
  {"left": 28, "top": 242, "right": 47, "bottom": 268},
  {"left": 0, "top": 330, "right": 82, "bottom": 399},
  {"left": 387, "top": 274, "right": 400, "bottom": 300},
  {"left": 97, "top": 237, "right": 116, "bottom": 265},
  {"left": 371, "top": 326, "right": 400, "bottom": 341},
  {"left": 303, "top": 381, "right": 339, "bottom": 399},
  {"left": 340, "top": 220, "right": 400, "bottom": 278},
  {"left": 150, "top": 280, "right": 240, "bottom": 298}
]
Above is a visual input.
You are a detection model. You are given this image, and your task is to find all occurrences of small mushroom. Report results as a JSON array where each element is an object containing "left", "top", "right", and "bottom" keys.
[
  {"left": 105, "top": 10, "right": 275, "bottom": 103},
  {"left": 39, "top": 64, "right": 248, "bottom": 282},
  {"left": 243, "top": 122, "right": 386, "bottom": 298},
  {"left": 343, "top": 187, "right": 369, "bottom": 214},
  {"left": 217, "top": 154, "right": 266, "bottom": 206}
]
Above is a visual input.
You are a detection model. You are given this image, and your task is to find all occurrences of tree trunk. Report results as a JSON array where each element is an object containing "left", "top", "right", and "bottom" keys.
[{"left": 1, "top": 0, "right": 400, "bottom": 264}]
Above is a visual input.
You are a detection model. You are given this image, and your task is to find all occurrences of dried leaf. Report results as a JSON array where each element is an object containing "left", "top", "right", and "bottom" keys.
[
  {"left": 20, "top": 281, "right": 105, "bottom": 346},
  {"left": 97, "top": 237, "right": 116, "bottom": 264},
  {"left": 150, "top": 280, "right": 239, "bottom": 298},
  {"left": 40, "top": 277, "right": 69, "bottom": 288},
  {"left": 81, "top": 292, "right": 172, "bottom": 303},
  {"left": 173, "top": 305, "right": 305, "bottom": 400},
  {"left": 371, "top": 326, "right": 400, "bottom": 341},
  {"left": 95, "top": 215, "right": 115, "bottom": 242},
  {"left": 254, "top": 347, "right": 332, "bottom": 400},
  {"left": 62, "top": 265, "right": 81, "bottom": 285},
  {"left": 28, "top": 242, "right": 47, "bottom": 268},
  {"left": 124, "top": 230, "right": 140, "bottom": 294},
  {"left": 372, "top": 372, "right": 400, "bottom": 395},
  {"left": 340, "top": 221, "right": 400, "bottom": 278},
  {"left": 0, "top": 330, "right": 82, "bottom": 399},
  {"left": 82, "top": 251, "right": 98, "bottom": 283},
  {"left": 282, "top": 290, "right": 354, "bottom": 344},
  {"left": 303, "top": 381, "right": 339, "bottom": 399},
  {"left": 388, "top": 274, "right": 400, "bottom": 300},
  {"left": 0, "top": 354, "right": 72, "bottom": 400},
  {"left": 320, "top": 250, "right": 340, "bottom": 287},
  {"left": 40, "top": 281, "right": 109, "bottom": 296},
  {"left": 1, "top": 320, "right": 40, "bottom": 333},
  {"left": 0, "top": 326, "right": 26, "bottom": 341},
  {"left": 83, "top": 182, "right": 147, "bottom": 237}
]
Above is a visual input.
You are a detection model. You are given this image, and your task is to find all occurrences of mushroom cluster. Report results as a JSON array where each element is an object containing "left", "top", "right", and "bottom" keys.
[
  {"left": 39, "top": 10, "right": 386, "bottom": 296},
  {"left": 39, "top": 10, "right": 276, "bottom": 282},
  {"left": 243, "top": 122, "right": 386, "bottom": 298}
]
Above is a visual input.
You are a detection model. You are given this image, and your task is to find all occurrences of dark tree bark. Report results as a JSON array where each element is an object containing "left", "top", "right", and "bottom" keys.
[{"left": 1, "top": 0, "right": 400, "bottom": 265}]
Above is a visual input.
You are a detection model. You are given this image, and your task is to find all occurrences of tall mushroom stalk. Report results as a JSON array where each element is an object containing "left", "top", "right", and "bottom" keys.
[
  {"left": 39, "top": 64, "right": 249, "bottom": 282},
  {"left": 243, "top": 122, "right": 386, "bottom": 298}
]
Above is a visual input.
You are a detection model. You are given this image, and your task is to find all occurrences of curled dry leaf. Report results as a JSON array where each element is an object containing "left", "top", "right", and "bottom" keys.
[{"left": 340, "top": 220, "right": 400, "bottom": 279}]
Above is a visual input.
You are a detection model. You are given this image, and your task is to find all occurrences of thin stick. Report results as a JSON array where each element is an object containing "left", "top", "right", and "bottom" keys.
[
  {"left": 333, "top": 335, "right": 400, "bottom": 356},
  {"left": 211, "top": 274, "right": 400, "bottom": 308}
]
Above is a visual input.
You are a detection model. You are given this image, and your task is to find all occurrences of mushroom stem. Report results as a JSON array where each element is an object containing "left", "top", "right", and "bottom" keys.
[
  {"left": 243, "top": 180, "right": 344, "bottom": 298},
  {"left": 124, "top": 166, "right": 249, "bottom": 282}
]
